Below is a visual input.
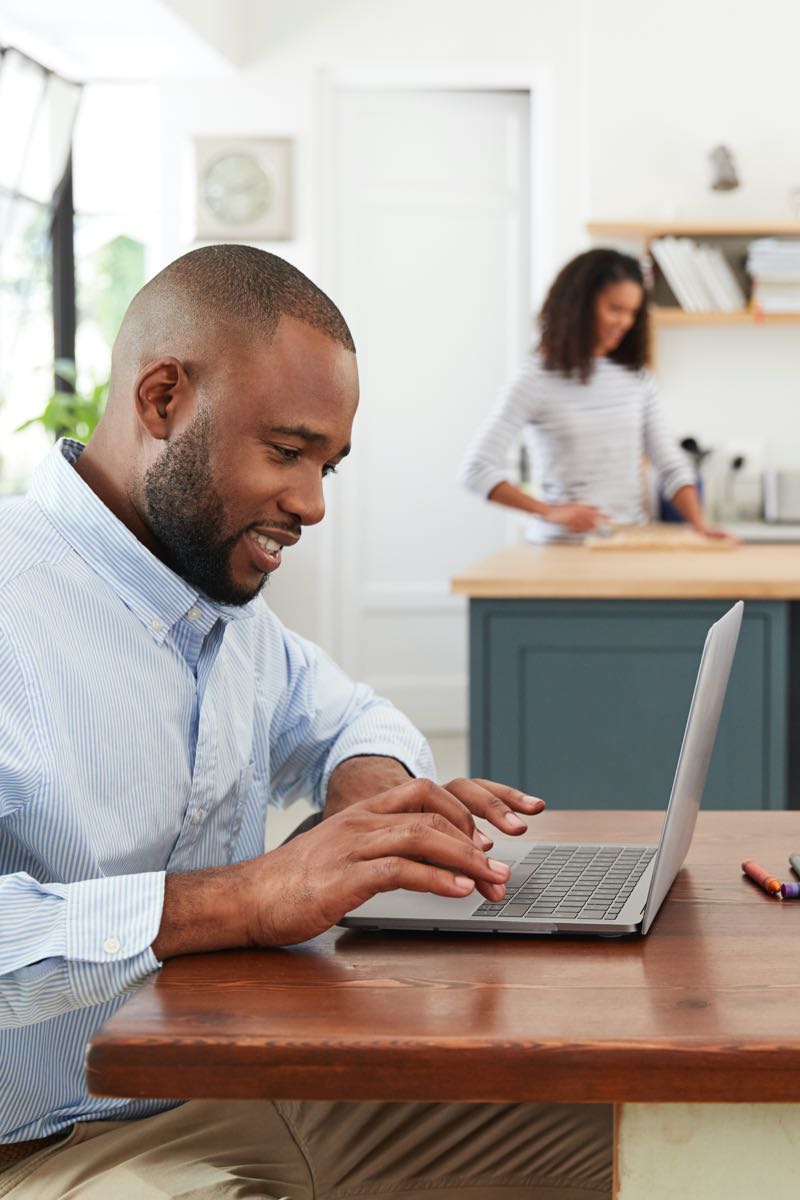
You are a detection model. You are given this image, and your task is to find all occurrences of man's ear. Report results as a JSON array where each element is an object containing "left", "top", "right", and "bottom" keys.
[{"left": 135, "top": 358, "right": 190, "bottom": 441}]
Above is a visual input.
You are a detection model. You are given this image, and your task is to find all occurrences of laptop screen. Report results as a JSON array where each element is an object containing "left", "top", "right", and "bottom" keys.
[{"left": 640, "top": 601, "right": 743, "bottom": 934}]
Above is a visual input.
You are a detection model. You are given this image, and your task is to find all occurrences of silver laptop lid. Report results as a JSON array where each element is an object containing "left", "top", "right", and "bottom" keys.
[{"left": 640, "top": 601, "right": 743, "bottom": 934}]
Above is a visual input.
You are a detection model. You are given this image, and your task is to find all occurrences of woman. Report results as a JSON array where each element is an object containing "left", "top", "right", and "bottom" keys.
[{"left": 459, "top": 248, "right": 723, "bottom": 541}]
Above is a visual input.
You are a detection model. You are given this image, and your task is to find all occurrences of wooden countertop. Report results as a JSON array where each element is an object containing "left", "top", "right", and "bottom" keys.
[{"left": 451, "top": 537, "right": 800, "bottom": 599}]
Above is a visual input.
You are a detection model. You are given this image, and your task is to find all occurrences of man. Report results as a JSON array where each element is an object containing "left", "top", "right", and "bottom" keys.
[{"left": 0, "top": 245, "right": 611, "bottom": 1198}]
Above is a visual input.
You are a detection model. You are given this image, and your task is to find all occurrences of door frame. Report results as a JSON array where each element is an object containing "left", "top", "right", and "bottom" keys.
[{"left": 315, "top": 64, "right": 556, "bottom": 685}]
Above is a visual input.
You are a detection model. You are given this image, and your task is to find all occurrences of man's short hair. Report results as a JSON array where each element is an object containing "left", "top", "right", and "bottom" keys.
[{"left": 130, "top": 243, "right": 355, "bottom": 354}]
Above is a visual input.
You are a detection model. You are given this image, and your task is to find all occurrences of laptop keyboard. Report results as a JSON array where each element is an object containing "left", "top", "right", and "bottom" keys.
[{"left": 475, "top": 843, "right": 656, "bottom": 922}]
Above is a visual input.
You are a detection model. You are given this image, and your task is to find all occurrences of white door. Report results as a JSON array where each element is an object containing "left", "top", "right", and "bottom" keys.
[
  {"left": 271, "top": 85, "right": 532, "bottom": 734},
  {"left": 328, "top": 85, "right": 531, "bottom": 732}
]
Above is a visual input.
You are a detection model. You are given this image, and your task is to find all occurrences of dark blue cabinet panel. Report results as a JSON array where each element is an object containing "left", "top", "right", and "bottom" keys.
[{"left": 469, "top": 600, "right": 787, "bottom": 810}]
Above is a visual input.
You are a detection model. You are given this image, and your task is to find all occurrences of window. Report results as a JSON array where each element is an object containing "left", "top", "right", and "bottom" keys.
[
  {"left": 0, "top": 46, "right": 80, "bottom": 493},
  {"left": 0, "top": 67, "right": 159, "bottom": 493},
  {"left": 73, "top": 83, "right": 160, "bottom": 402}
]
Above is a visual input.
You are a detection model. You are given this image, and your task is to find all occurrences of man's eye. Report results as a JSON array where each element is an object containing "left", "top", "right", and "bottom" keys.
[
  {"left": 273, "top": 446, "right": 300, "bottom": 462},
  {"left": 322, "top": 464, "right": 338, "bottom": 478}
]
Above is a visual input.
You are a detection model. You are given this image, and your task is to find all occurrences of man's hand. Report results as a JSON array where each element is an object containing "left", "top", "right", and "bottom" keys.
[
  {"left": 324, "top": 755, "right": 544, "bottom": 836},
  {"left": 247, "top": 776, "right": 543, "bottom": 947},
  {"left": 153, "top": 775, "right": 545, "bottom": 957}
]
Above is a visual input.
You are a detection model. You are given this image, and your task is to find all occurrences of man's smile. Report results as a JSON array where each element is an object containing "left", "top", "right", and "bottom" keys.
[{"left": 245, "top": 526, "right": 300, "bottom": 573}]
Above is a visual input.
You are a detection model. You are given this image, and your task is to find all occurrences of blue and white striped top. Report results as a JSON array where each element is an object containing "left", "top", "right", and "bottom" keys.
[
  {"left": 459, "top": 353, "right": 695, "bottom": 542},
  {"left": 0, "top": 440, "right": 432, "bottom": 1143}
]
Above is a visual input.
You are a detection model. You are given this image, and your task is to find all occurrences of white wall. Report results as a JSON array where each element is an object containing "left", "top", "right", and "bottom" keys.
[
  {"left": 145, "top": 0, "right": 800, "bottom": 723},
  {"left": 7, "top": 0, "right": 799, "bottom": 728},
  {"left": 156, "top": 0, "right": 589, "bottom": 272},
  {"left": 590, "top": 0, "right": 800, "bottom": 481},
  {"left": 590, "top": 0, "right": 800, "bottom": 223},
  {"left": 153, "top": 0, "right": 800, "bottom": 486},
  {"left": 154, "top": 0, "right": 589, "bottom": 669}
]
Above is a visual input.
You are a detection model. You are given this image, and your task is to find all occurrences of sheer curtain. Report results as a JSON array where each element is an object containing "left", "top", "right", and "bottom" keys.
[{"left": 0, "top": 46, "right": 82, "bottom": 491}]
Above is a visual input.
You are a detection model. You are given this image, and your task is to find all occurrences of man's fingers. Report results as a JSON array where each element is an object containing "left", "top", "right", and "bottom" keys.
[
  {"left": 478, "top": 879, "right": 508, "bottom": 902},
  {"left": 368, "top": 777, "right": 475, "bottom": 838},
  {"left": 359, "top": 821, "right": 511, "bottom": 886},
  {"left": 471, "top": 778, "right": 545, "bottom": 814},
  {"left": 349, "top": 808, "right": 476, "bottom": 849},
  {"left": 443, "top": 777, "right": 545, "bottom": 834},
  {"left": 364, "top": 774, "right": 545, "bottom": 840},
  {"left": 363, "top": 856, "right": 500, "bottom": 901}
]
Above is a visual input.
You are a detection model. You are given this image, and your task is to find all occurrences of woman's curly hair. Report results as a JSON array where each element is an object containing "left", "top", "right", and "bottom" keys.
[{"left": 538, "top": 248, "right": 650, "bottom": 383}]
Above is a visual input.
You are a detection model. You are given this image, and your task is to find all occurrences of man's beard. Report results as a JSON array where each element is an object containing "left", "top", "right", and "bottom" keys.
[{"left": 142, "top": 408, "right": 267, "bottom": 606}]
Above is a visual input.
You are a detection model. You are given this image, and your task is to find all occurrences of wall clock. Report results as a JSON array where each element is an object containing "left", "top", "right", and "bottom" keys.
[{"left": 194, "top": 137, "right": 292, "bottom": 241}]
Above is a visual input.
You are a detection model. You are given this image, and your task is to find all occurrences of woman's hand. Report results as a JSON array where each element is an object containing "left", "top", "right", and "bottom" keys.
[
  {"left": 693, "top": 523, "right": 740, "bottom": 544},
  {"left": 544, "top": 502, "right": 606, "bottom": 533}
]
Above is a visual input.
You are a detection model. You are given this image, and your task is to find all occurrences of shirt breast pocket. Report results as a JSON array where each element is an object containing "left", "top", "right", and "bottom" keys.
[{"left": 227, "top": 760, "right": 257, "bottom": 862}]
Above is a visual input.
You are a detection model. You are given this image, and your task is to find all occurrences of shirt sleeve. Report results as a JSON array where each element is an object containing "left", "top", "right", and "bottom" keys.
[
  {"left": 0, "top": 628, "right": 164, "bottom": 1027},
  {"left": 268, "top": 622, "right": 434, "bottom": 811},
  {"left": 641, "top": 371, "right": 696, "bottom": 500},
  {"left": 458, "top": 354, "right": 545, "bottom": 499}
]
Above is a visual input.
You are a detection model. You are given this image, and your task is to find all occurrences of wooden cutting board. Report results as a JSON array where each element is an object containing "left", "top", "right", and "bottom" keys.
[{"left": 587, "top": 526, "right": 737, "bottom": 551}]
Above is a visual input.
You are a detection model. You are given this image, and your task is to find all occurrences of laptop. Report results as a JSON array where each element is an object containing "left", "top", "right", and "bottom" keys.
[{"left": 341, "top": 601, "right": 743, "bottom": 938}]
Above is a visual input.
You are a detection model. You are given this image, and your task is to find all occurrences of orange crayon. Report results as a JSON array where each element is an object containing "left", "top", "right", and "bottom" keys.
[{"left": 741, "top": 859, "right": 783, "bottom": 897}]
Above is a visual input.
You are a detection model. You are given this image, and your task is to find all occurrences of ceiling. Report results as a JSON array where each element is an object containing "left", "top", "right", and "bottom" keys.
[{"left": 0, "top": 0, "right": 247, "bottom": 80}]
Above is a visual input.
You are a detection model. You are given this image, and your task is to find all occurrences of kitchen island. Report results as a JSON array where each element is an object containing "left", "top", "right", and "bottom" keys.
[{"left": 452, "top": 535, "right": 800, "bottom": 810}]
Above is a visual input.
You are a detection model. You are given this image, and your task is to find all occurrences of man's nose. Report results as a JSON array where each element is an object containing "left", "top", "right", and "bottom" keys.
[{"left": 279, "top": 474, "right": 326, "bottom": 527}]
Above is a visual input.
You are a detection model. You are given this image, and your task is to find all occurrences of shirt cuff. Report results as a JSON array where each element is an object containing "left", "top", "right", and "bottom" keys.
[
  {"left": 321, "top": 732, "right": 435, "bottom": 804},
  {"left": 45, "top": 871, "right": 166, "bottom": 964}
]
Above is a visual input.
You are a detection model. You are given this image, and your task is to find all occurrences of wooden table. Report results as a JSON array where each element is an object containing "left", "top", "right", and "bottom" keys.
[{"left": 87, "top": 811, "right": 800, "bottom": 1199}]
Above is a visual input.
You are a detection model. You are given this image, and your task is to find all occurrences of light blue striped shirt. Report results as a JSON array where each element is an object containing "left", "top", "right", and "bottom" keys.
[{"left": 0, "top": 440, "right": 432, "bottom": 1143}]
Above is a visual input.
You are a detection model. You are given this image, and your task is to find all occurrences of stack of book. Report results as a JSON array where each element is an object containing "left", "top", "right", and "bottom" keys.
[
  {"left": 746, "top": 239, "right": 800, "bottom": 313},
  {"left": 649, "top": 237, "right": 747, "bottom": 311}
]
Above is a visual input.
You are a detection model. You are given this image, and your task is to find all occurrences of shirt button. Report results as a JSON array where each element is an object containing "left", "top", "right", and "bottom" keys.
[
  {"left": 103, "top": 936, "right": 122, "bottom": 955},
  {"left": 187, "top": 606, "right": 202, "bottom": 622},
  {"left": 191, "top": 809, "right": 204, "bottom": 825},
  {"left": 149, "top": 617, "right": 164, "bottom": 634}
]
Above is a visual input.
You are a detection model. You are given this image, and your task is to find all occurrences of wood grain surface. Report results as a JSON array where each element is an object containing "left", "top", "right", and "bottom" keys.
[
  {"left": 86, "top": 811, "right": 800, "bottom": 1105},
  {"left": 586, "top": 528, "right": 735, "bottom": 552},
  {"left": 451, "top": 538, "right": 800, "bottom": 598}
]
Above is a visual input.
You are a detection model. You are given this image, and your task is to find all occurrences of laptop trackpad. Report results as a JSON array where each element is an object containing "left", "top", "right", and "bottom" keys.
[
  {"left": 347, "top": 887, "right": 484, "bottom": 921},
  {"left": 345, "top": 837, "right": 525, "bottom": 921}
]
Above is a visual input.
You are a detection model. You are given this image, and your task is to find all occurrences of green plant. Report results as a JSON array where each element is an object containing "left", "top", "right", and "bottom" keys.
[{"left": 15, "top": 359, "right": 108, "bottom": 443}]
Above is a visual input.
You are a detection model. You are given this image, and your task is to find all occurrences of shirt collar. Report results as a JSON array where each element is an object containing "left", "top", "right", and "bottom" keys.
[{"left": 28, "top": 440, "right": 257, "bottom": 641}]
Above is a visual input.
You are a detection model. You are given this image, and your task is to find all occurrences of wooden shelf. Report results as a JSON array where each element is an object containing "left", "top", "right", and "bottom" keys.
[
  {"left": 588, "top": 219, "right": 800, "bottom": 239},
  {"left": 652, "top": 306, "right": 800, "bottom": 326},
  {"left": 588, "top": 220, "right": 800, "bottom": 326}
]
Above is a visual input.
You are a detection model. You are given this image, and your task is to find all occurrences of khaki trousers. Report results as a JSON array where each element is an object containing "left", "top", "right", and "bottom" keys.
[{"left": 0, "top": 1100, "right": 612, "bottom": 1199}]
